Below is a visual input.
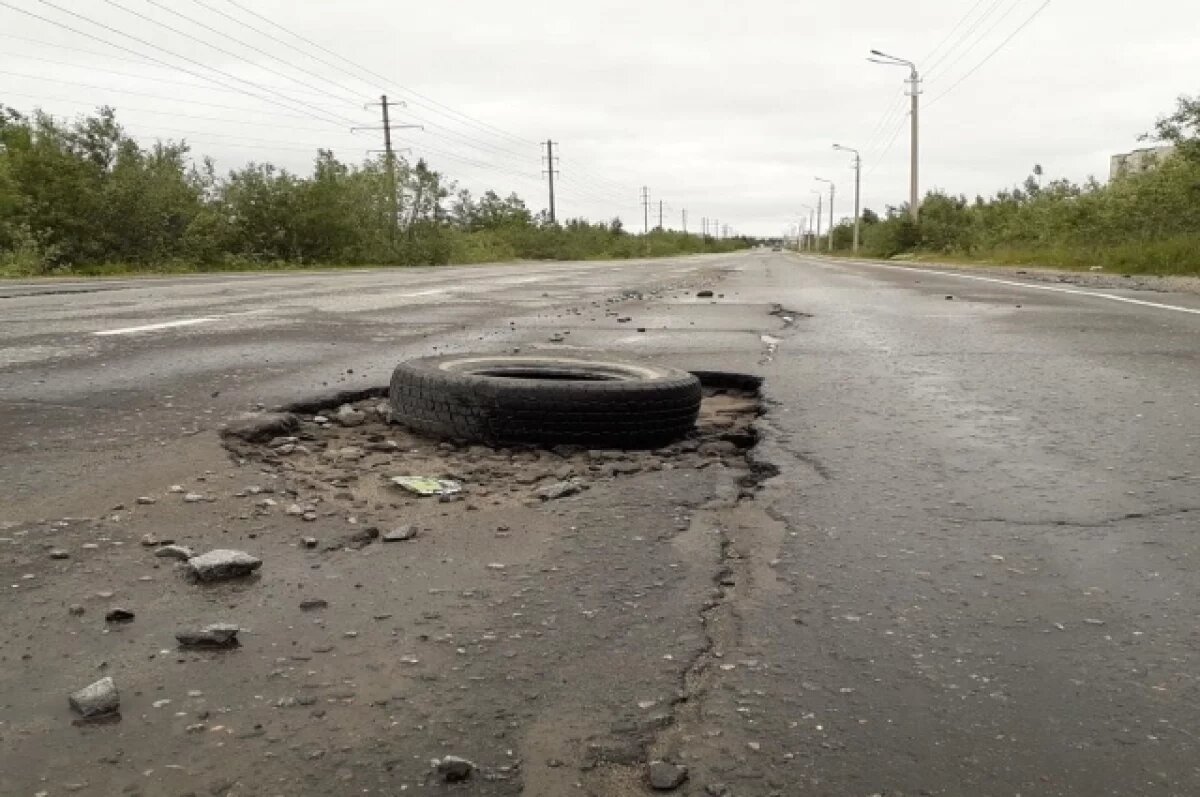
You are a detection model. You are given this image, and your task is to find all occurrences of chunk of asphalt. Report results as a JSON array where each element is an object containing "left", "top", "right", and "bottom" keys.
[
  {"left": 382, "top": 525, "right": 418, "bottom": 542},
  {"left": 220, "top": 412, "right": 299, "bottom": 444},
  {"left": 435, "top": 756, "right": 476, "bottom": 783},
  {"left": 176, "top": 623, "right": 241, "bottom": 649},
  {"left": 69, "top": 677, "right": 119, "bottom": 718},
  {"left": 187, "top": 550, "right": 262, "bottom": 582},
  {"left": 155, "top": 544, "right": 194, "bottom": 562},
  {"left": 647, "top": 761, "right": 689, "bottom": 791}
]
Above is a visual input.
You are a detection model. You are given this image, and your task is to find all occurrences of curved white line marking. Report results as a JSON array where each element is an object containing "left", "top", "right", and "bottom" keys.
[{"left": 844, "top": 260, "right": 1200, "bottom": 316}]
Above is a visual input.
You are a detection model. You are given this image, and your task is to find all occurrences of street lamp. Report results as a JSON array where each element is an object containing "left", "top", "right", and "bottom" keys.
[
  {"left": 798, "top": 204, "right": 814, "bottom": 252},
  {"left": 814, "top": 177, "right": 835, "bottom": 253},
  {"left": 833, "top": 144, "right": 862, "bottom": 253},
  {"left": 810, "top": 190, "right": 823, "bottom": 251},
  {"left": 868, "top": 49, "right": 920, "bottom": 221}
]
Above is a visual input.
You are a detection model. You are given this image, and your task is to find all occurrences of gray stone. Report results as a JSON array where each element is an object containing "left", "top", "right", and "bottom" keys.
[
  {"left": 68, "top": 604, "right": 85, "bottom": 616},
  {"left": 221, "top": 412, "right": 299, "bottom": 444},
  {"left": 176, "top": 623, "right": 240, "bottom": 649},
  {"left": 69, "top": 677, "right": 119, "bottom": 718},
  {"left": 383, "top": 525, "right": 418, "bottom": 542},
  {"left": 335, "top": 446, "right": 365, "bottom": 461},
  {"left": 647, "top": 761, "right": 688, "bottom": 791},
  {"left": 299, "top": 599, "right": 328, "bottom": 611},
  {"left": 536, "top": 481, "right": 582, "bottom": 501},
  {"left": 335, "top": 405, "right": 366, "bottom": 428},
  {"left": 302, "top": 537, "right": 318, "bottom": 549},
  {"left": 105, "top": 607, "right": 135, "bottom": 623},
  {"left": 49, "top": 549, "right": 70, "bottom": 560},
  {"left": 183, "top": 493, "right": 205, "bottom": 503},
  {"left": 435, "top": 756, "right": 476, "bottom": 783},
  {"left": 187, "top": 549, "right": 262, "bottom": 582},
  {"left": 155, "top": 544, "right": 194, "bottom": 562}
]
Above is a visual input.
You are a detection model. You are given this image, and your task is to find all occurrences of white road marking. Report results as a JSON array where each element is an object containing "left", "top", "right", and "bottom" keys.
[
  {"left": 842, "top": 260, "right": 1200, "bottom": 316},
  {"left": 93, "top": 317, "right": 218, "bottom": 336}
]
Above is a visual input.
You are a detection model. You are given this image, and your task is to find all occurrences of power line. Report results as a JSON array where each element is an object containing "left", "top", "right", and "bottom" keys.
[
  {"left": 926, "top": 0, "right": 1025, "bottom": 82},
  {"left": 215, "top": 0, "right": 541, "bottom": 148},
  {"left": 926, "top": 0, "right": 1053, "bottom": 108},
  {"left": 96, "top": 0, "right": 370, "bottom": 122},
  {"left": 142, "top": 0, "right": 374, "bottom": 109},
  {"left": 924, "top": 0, "right": 1009, "bottom": 76},
  {"left": 921, "top": 0, "right": 991, "bottom": 66},
  {"left": 2, "top": 50, "right": 348, "bottom": 102},
  {"left": 12, "top": 0, "right": 358, "bottom": 129},
  {"left": 0, "top": 90, "right": 336, "bottom": 130},
  {"left": 865, "top": 114, "right": 908, "bottom": 178},
  {"left": 0, "top": 69, "right": 323, "bottom": 119}
]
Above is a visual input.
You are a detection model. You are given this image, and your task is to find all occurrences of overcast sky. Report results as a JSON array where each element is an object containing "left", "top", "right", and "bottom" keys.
[{"left": 2, "top": 0, "right": 1196, "bottom": 236}]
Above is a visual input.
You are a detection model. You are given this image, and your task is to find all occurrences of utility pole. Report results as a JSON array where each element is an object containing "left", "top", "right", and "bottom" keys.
[
  {"left": 682, "top": 209, "right": 688, "bottom": 234},
  {"left": 641, "top": 186, "right": 650, "bottom": 234},
  {"left": 834, "top": 144, "right": 862, "bottom": 253},
  {"left": 542, "top": 140, "right": 558, "bottom": 224},
  {"left": 812, "top": 191, "right": 822, "bottom": 249},
  {"left": 658, "top": 199, "right": 664, "bottom": 231},
  {"left": 869, "top": 49, "right": 920, "bottom": 221},
  {"left": 714, "top": 219, "right": 720, "bottom": 239},
  {"left": 799, "top": 204, "right": 813, "bottom": 252},
  {"left": 815, "top": 177, "right": 835, "bottom": 252},
  {"left": 359, "top": 95, "right": 422, "bottom": 246}
]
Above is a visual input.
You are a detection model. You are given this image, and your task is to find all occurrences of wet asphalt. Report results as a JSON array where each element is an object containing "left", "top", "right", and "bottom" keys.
[{"left": 2, "top": 252, "right": 1199, "bottom": 796}]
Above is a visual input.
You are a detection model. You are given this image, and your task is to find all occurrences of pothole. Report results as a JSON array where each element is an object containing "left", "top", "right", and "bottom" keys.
[{"left": 223, "top": 373, "right": 769, "bottom": 516}]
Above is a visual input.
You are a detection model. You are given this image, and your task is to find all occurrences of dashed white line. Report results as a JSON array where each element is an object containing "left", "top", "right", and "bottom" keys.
[
  {"left": 841, "top": 260, "right": 1200, "bottom": 316},
  {"left": 93, "top": 317, "right": 218, "bottom": 336}
]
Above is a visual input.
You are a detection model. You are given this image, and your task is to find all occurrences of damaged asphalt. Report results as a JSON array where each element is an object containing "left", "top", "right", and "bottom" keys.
[{"left": 2, "top": 252, "right": 1199, "bottom": 796}]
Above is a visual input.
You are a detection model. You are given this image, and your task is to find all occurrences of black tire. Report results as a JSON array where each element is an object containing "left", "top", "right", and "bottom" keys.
[{"left": 389, "top": 355, "right": 701, "bottom": 448}]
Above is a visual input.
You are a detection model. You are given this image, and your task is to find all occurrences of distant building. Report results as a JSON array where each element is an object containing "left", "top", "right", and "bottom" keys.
[{"left": 1110, "top": 145, "right": 1176, "bottom": 180}]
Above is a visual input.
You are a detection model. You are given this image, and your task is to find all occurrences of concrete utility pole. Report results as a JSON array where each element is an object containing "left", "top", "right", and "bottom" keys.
[
  {"left": 641, "top": 187, "right": 650, "bottom": 234},
  {"left": 799, "top": 204, "right": 813, "bottom": 252},
  {"left": 815, "top": 177, "right": 835, "bottom": 252},
  {"left": 869, "top": 49, "right": 920, "bottom": 221},
  {"left": 359, "top": 95, "right": 422, "bottom": 246},
  {"left": 714, "top": 219, "right": 720, "bottom": 239},
  {"left": 834, "top": 144, "right": 862, "bottom": 253},
  {"left": 682, "top": 208, "right": 688, "bottom": 234},
  {"left": 811, "top": 192, "right": 822, "bottom": 249},
  {"left": 658, "top": 200, "right": 664, "bottom": 231},
  {"left": 542, "top": 140, "right": 558, "bottom": 224}
]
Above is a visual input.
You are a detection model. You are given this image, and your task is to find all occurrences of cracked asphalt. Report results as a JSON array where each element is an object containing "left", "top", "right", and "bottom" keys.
[{"left": 1, "top": 252, "right": 1198, "bottom": 796}]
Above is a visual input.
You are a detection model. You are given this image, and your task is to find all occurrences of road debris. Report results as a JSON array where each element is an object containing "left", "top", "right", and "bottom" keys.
[
  {"left": 155, "top": 544, "right": 194, "bottom": 561},
  {"left": 391, "top": 476, "right": 462, "bottom": 497},
  {"left": 69, "top": 677, "right": 119, "bottom": 718},
  {"left": 434, "top": 755, "right": 476, "bottom": 783},
  {"left": 176, "top": 623, "right": 241, "bottom": 649},
  {"left": 647, "top": 761, "right": 689, "bottom": 791},
  {"left": 383, "top": 525, "right": 418, "bottom": 542},
  {"left": 187, "top": 549, "right": 262, "bottom": 581},
  {"left": 335, "top": 405, "right": 366, "bottom": 427},
  {"left": 104, "top": 608, "right": 135, "bottom": 623},
  {"left": 536, "top": 480, "right": 583, "bottom": 501}
]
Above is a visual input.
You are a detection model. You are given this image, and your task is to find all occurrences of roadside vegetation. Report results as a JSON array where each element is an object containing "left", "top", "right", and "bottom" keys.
[
  {"left": 0, "top": 106, "right": 746, "bottom": 277},
  {"left": 826, "top": 94, "right": 1200, "bottom": 275}
]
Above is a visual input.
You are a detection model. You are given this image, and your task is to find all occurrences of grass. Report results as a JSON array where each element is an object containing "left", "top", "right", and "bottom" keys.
[{"left": 849, "top": 235, "right": 1200, "bottom": 277}]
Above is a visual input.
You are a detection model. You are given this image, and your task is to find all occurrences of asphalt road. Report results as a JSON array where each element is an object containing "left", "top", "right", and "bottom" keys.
[{"left": 1, "top": 252, "right": 1198, "bottom": 796}]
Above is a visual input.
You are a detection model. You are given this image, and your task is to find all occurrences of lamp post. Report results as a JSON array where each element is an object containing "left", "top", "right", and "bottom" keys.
[
  {"left": 833, "top": 144, "right": 862, "bottom": 253},
  {"left": 814, "top": 177, "right": 835, "bottom": 252},
  {"left": 868, "top": 49, "right": 920, "bottom": 221},
  {"left": 798, "top": 204, "right": 814, "bottom": 251}
]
